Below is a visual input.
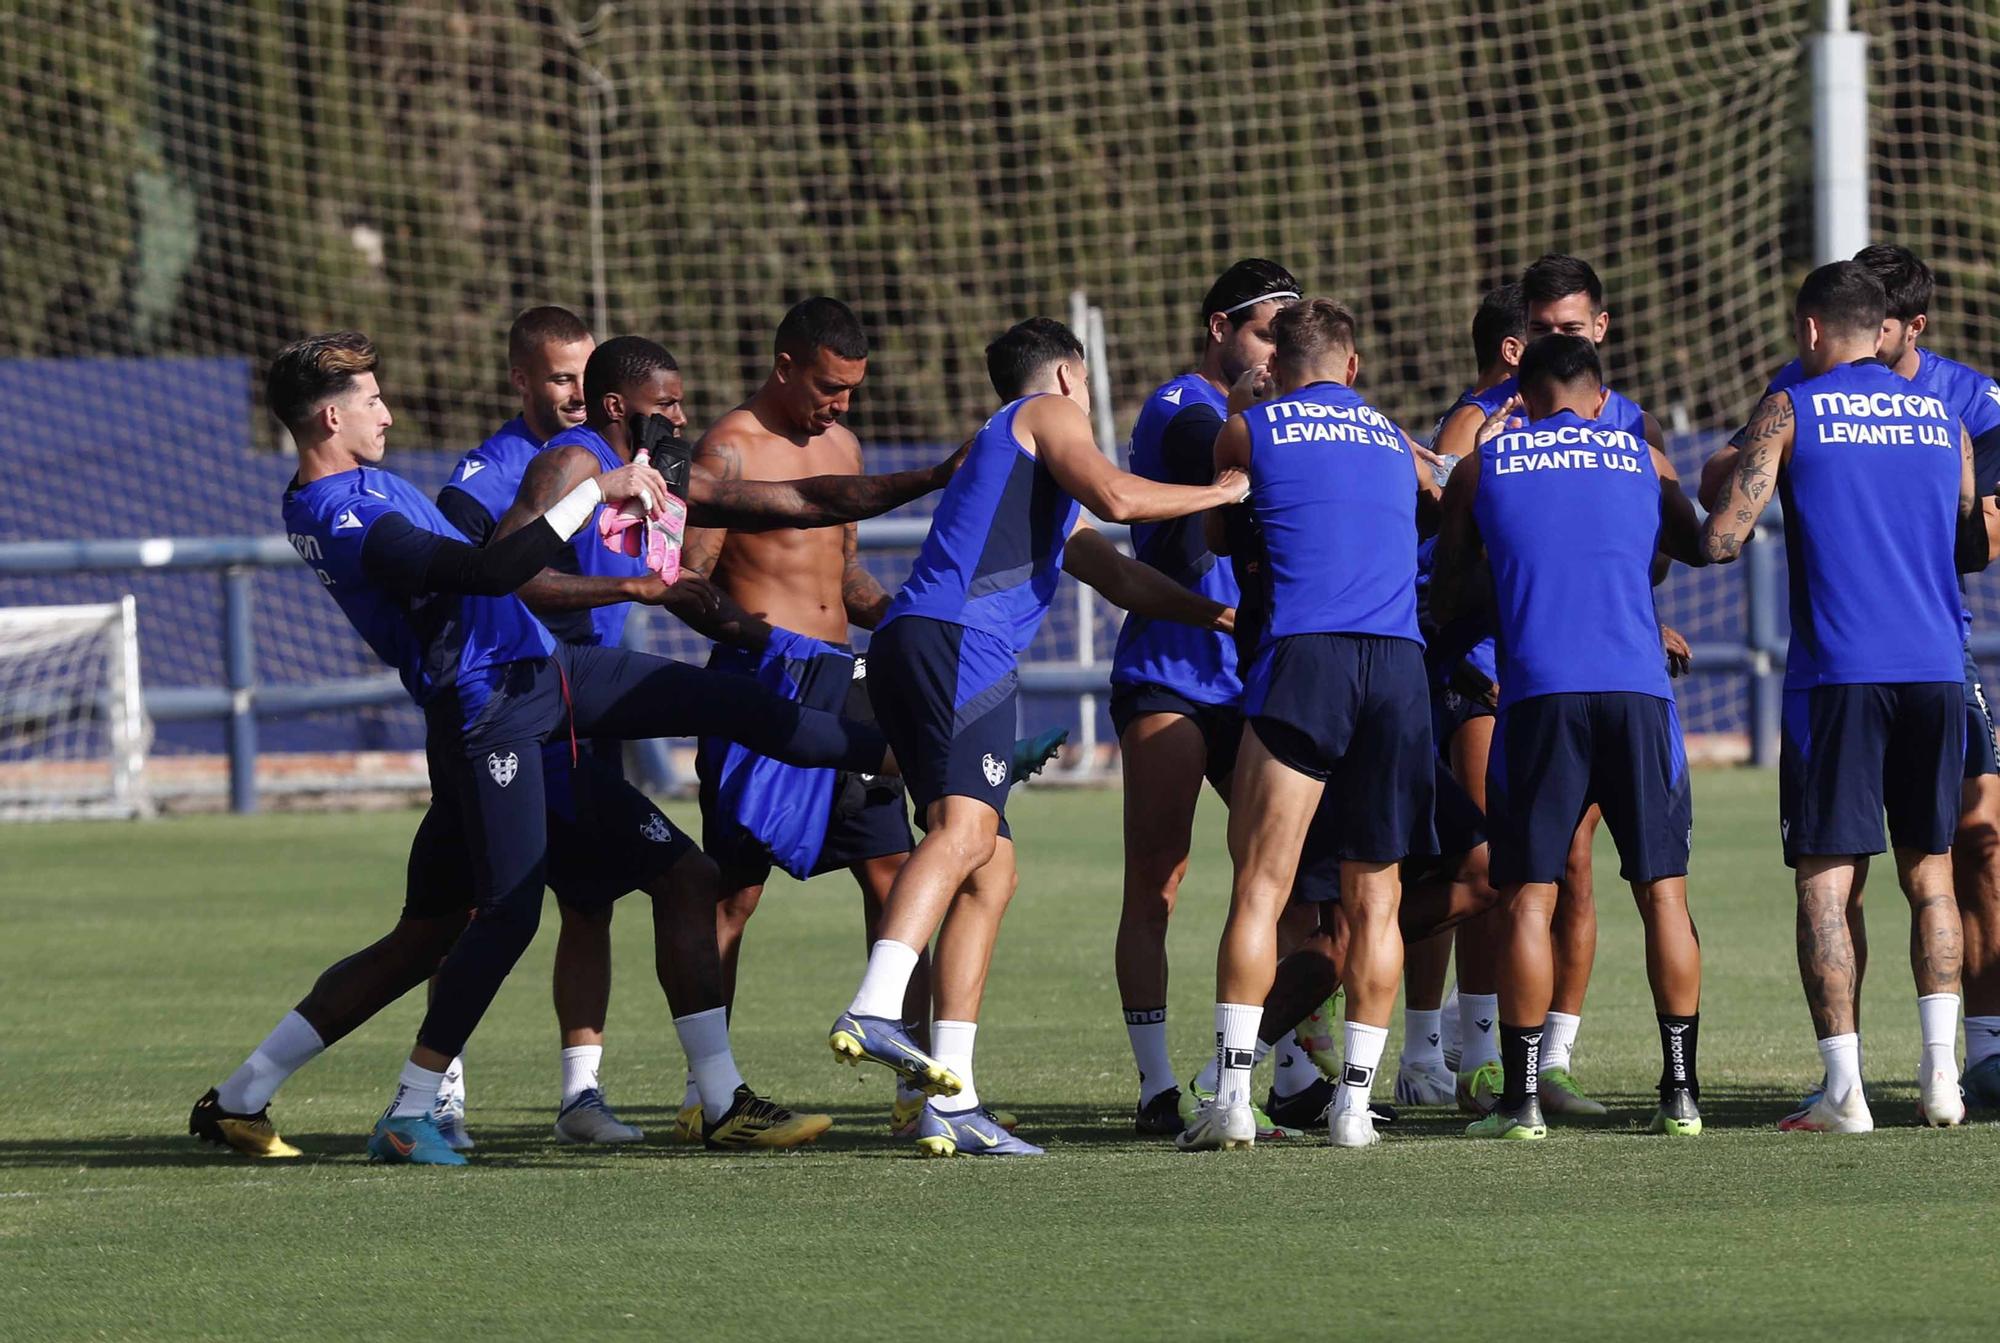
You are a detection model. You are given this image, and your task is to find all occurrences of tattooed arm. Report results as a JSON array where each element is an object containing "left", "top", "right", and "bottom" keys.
[
  {"left": 1701, "top": 391, "right": 1793, "bottom": 563},
  {"left": 841, "top": 523, "right": 893, "bottom": 629},
  {"left": 684, "top": 435, "right": 963, "bottom": 532},
  {"left": 494, "top": 446, "right": 667, "bottom": 610}
]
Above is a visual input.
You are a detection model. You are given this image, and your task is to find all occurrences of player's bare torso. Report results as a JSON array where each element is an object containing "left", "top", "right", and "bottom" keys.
[{"left": 692, "top": 404, "right": 859, "bottom": 644}]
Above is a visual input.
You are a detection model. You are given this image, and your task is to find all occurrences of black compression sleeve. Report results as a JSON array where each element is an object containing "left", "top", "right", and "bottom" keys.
[
  {"left": 1157, "top": 404, "right": 1226, "bottom": 485},
  {"left": 361, "top": 511, "right": 567, "bottom": 598},
  {"left": 1974, "top": 425, "right": 2000, "bottom": 499},
  {"left": 436, "top": 486, "right": 499, "bottom": 546}
]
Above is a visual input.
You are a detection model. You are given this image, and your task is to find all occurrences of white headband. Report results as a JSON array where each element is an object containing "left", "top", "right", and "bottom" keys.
[{"left": 1221, "top": 289, "right": 1300, "bottom": 316}]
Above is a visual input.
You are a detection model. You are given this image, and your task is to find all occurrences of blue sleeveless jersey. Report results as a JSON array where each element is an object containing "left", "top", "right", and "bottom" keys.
[
  {"left": 1110, "top": 373, "right": 1240, "bottom": 704},
  {"left": 883, "top": 394, "right": 1082, "bottom": 659},
  {"left": 536, "top": 424, "right": 651, "bottom": 648},
  {"left": 1779, "top": 360, "right": 1965, "bottom": 688},
  {"left": 1474, "top": 409, "right": 1669, "bottom": 706},
  {"left": 1244, "top": 382, "right": 1420, "bottom": 646},
  {"left": 440, "top": 416, "right": 544, "bottom": 528},
  {"left": 282, "top": 466, "right": 553, "bottom": 710},
  {"left": 1420, "top": 380, "right": 1517, "bottom": 685}
]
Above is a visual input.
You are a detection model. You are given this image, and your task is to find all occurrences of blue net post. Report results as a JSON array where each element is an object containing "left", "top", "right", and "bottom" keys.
[
  {"left": 1745, "top": 530, "right": 1782, "bottom": 767},
  {"left": 224, "top": 566, "right": 258, "bottom": 812}
]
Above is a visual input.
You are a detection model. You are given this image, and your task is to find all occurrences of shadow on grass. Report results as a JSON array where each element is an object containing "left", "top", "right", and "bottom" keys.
[{"left": 0, "top": 1086, "right": 1960, "bottom": 1171}]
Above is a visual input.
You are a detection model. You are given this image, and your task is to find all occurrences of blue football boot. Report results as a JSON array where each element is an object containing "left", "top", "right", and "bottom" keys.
[
  {"left": 914, "top": 1104, "right": 1045, "bottom": 1157},
  {"left": 1011, "top": 727, "right": 1068, "bottom": 782},
  {"left": 1963, "top": 1055, "right": 2000, "bottom": 1111},
  {"left": 367, "top": 1112, "right": 469, "bottom": 1166},
  {"left": 829, "top": 1012, "right": 963, "bottom": 1097}
]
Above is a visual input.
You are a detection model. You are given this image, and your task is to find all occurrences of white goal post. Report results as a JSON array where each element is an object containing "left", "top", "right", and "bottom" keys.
[{"left": 0, "top": 598, "right": 152, "bottom": 820}]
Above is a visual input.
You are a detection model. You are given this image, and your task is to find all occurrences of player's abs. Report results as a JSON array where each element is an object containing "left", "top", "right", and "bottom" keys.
[{"left": 717, "top": 528, "right": 850, "bottom": 643}]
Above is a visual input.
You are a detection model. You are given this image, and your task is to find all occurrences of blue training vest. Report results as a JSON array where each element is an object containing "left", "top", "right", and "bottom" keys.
[
  {"left": 1474, "top": 408, "right": 1669, "bottom": 707},
  {"left": 884, "top": 394, "right": 1082, "bottom": 658},
  {"left": 282, "top": 466, "right": 553, "bottom": 714},
  {"left": 1779, "top": 359, "right": 1965, "bottom": 689},
  {"left": 1242, "top": 381, "right": 1421, "bottom": 648},
  {"left": 1110, "top": 373, "right": 1241, "bottom": 704},
  {"left": 538, "top": 424, "right": 651, "bottom": 648}
]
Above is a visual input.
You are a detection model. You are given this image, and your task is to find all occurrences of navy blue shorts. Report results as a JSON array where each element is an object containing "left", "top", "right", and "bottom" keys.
[
  {"left": 1487, "top": 691, "right": 1691, "bottom": 886},
  {"left": 1432, "top": 682, "right": 1496, "bottom": 750},
  {"left": 1109, "top": 681, "right": 1242, "bottom": 792},
  {"left": 1964, "top": 647, "right": 1997, "bottom": 779},
  {"left": 1780, "top": 681, "right": 1963, "bottom": 865},
  {"left": 868, "top": 616, "right": 1017, "bottom": 834},
  {"left": 1295, "top": 757, "right": 1484, "bottom": 902},
  {"left": 405, "top": 742, "right": 693, "bottom": 919},
  {"left": 698, "top": 639, "right": 913, "bottom": 885},
  {"left": 1242, "top": 633, "right": 1436, "bottom": 864}
]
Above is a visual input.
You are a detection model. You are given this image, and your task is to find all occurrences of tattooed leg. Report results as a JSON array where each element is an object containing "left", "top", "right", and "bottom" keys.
[
  {"left": 1795, "top": 857, "right": 1860, "bottom": 1040},
  {"left": 1896, "top": 848, "right": 1963, "bottom": 997}
]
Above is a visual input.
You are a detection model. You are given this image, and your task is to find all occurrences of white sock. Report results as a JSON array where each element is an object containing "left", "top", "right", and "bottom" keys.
[
  {"left": 1967, "top": 1015, "right": 2000, "bottom": 1069},
  {"left": 1214, "top": 1003, "right": 1263, "bottom": 1107},
  {"left": 1194, "top": 1035, "right": 1271, "bottom": 1095},
  {"left": 1336, "top": 1021, "right": 1389, "bottom": 1114},
  {"left": 681, "top": 1072, "right": 701, "bottom": 1111},
  {"left": 1270, "top": 1030, "right": 1317, "bottom": 1098},
  {"left": 388, "top": 1060, "right": 447, "bottom": 1119},
  {"left": 1817, "top": 1032, "right": 1862, "bottom": 1101},
  {"left": 847, "top": 940, "right": 922, "bottom": 1020},
  {"left": 1124, "top": 1008, "right": 1177, "bottom": 1103},
  {"left": 1401, "top": 1008, "right": 1445, "bottom": 1069},
  {"left": 673, "top": 1007, "right": 747, "bottom": 1120},
  {"left": 439, "top": 1055, "right": 466, "bottom": 1106},
  {"left": 931, "top": 1019, "right": 981, "bottom": 1113},
  {"left": 216, "top": 1011, "right": 324, "bottom": 1114},
  {"left": 1917, "top": 993, "right": 1960, "bottom": 1062},
  {"left": 1541, "top": 1010, "right": 1582, "bottom": 1074},
  {"left": 560, "top": 1044, "right": 603, "bottom": 1104},
  {"left": 1459, "top": 993, "right": 1500, "bottom": 1069}
]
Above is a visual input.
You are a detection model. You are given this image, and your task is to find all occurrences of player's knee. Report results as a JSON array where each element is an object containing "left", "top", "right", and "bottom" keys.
[
  {"left": 930, "top": 821, "right": 999, "bottom": 874},
  {"left": 558, "top": 900, "right": 613, "bottom": 931}
]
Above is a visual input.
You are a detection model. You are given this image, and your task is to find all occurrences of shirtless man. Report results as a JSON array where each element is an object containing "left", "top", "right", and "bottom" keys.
[{"left": 680, "top": 298, "right": 939, "bottom": 1138}]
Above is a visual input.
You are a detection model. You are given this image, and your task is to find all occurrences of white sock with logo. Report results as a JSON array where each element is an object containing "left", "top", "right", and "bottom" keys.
[
  {"left": 1214, "top": 1003, "right": 1263, "bottom": 1108},
  {"left": 216, "top": 1011, "right": 325, "bottom": 1114},
  {"left": 931, "top": 1020, "right": 981, "bottom": 1114},
  {"left": 437, "top": 1055, "right": 466, "bottom": 1108},
  {"left": 1541, "top": 1010, "right": 1582, "bottom": 1074},
  {"left": 1459, "top": 993, "right": 1500, "bottom": 1070},
  {"left": 1270, "top": 1030, "right": 1318, "bottom": 1098},
  {"left": 1194, "top": 1035, "right": 1272, "bottom": 1095},
  {"left": 847, "top": 940, "right": 922, "bottom": 1020},
  {"left": 389, "top": 1060, "right": 447, "bottom": 1120},
  {"left": 673, "top": 1007, "right": 747, "bottom": 1121},
  {"left": 1124, "top": 1008, "right": 1176, "bottom": 1103},
  {"left": 1817, "top": 1032, "right": 1862, "bottom": 1102},
  {"left": 1966, "top": 1015, "right": 2000, "bottom": 1069},
  {"left": 559, "top": 1044, "right": 602, "bottom": 1105},
  {"left": 1401, "top": 1008, "right": 1445, "bottom": 1070},
  {"left": 1336, "top": 1022, "right": 1388, "bottom": 1114}
]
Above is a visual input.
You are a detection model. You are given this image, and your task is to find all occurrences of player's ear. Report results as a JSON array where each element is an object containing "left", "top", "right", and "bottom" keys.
[
  {"left": 1909, "top": 312, "right": 1929, "bottom": 342},
  {"left": 601, "top": 391, "right": 626, "bottom": 424},
  {"left": 773, "top": 351, "right": 795, "bottom": 384},
  {"left": 1592, "top": 310, "right": 1610, "bottom": 345},
  {"left": 508, "top": 365, "right": 528, "bottom": 397},
  {"left": 1344, "top": 350, "right": 1360, "bottom": 386},
  {"left": 1593, "top": 386, "right": 1609, "bottom": 417},
  {"left": 1502, "top": 335, "right": 1525, "bottom": 368},
  {"left": 1206, "top": 311, "right": 1229, "bottom": 347}
]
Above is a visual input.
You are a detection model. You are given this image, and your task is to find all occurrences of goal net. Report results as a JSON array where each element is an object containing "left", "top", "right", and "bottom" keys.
[
  {"left": 0, "top": 2, "right": 1993, "bottom": 762},
  {"left": 0, "top": 599, "right": 152, "bottom": 820}
]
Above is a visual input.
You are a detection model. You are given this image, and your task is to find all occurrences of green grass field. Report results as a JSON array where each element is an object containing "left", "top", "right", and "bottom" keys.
[{"left": 5, "top": 768, "right": 1998, "bottom": 1340}]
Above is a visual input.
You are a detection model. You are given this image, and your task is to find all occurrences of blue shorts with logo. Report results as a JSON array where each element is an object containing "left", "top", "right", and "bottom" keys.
[
  {"left": 1780, "top": 681, "right": 1962, "bottom": 865},
  {"left": 868, "top": 615, "right": 1017, "bottom": 836},
  {"left": 1243, "top": 632, "right": 1436, "bottom": 865},
  {"left": 698, "top": 631, "right": 913, "bottom": 884},
  {"left": 405, "top": 740, "right": 693, "bottom": 919},
  {"left": 1294, "top": 756, "right": 1485, "bottom": 902},
  {"left": 1487, "top": 691, "right": 1691, "bottom": 886}
]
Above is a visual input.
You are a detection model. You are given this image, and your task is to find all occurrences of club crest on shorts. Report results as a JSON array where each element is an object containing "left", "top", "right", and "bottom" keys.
[
  {"left": 487, "top": 751, "right": 518, "bottom": 787},
  {"left": 640, "top": 813, "right": 672, "bottom": 843},
  {"left": 981, "top": 752, "right": 1006, "bottom": 787}
]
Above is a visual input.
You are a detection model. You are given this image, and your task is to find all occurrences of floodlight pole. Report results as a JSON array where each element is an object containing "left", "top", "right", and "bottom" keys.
[{"left": 1811, "top": 1, "right": 1869, "bottom": 263}]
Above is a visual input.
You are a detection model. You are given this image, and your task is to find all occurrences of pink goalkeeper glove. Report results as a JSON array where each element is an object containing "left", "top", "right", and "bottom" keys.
[{"left": 596, "top": 448, "right": 687, "bottom": 585}]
